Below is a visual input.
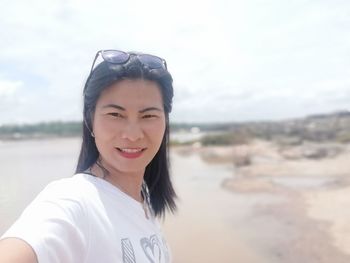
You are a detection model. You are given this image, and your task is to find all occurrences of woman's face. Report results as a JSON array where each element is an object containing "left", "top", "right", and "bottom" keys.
[{"left": 92, "top": 78, "right": 166, "bottom": 174}]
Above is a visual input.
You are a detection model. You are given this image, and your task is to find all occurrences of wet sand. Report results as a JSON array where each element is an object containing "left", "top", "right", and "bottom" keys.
[
  {"left": 164, "top": 142, "right": 350, "bottom": 262},
  {"left": 305, "top": 186, "right": 350, "bottom": 256},
  {"left": 163, "top": 153, "right": 271, "bottom": 263}
]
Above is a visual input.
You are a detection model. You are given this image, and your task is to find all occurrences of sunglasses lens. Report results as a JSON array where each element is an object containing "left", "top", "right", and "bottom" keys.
[
  {"left": 102, "top": 50, "right": 129, "bottom": 64},
  {"left": 138, "top": 54, "right": 165, "bottom": 69}
]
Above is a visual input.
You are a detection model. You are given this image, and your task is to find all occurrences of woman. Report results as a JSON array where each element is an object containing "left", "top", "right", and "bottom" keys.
[{"left": 0, "top": 50, "right": 177, "bottom": 263}]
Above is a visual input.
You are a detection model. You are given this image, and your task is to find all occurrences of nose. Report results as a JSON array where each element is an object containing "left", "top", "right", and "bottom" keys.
[{"left": 121, "top": 121, "right": 144, "bottom": 142}]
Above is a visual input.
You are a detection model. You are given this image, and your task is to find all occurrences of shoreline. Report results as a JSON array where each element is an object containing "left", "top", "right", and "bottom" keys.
[{"left": 169, "top": 141, "right": 350, "bottom": 261}]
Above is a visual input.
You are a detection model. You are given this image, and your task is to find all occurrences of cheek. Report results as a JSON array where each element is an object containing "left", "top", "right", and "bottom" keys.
[
  {"left": 94, "top": 117, "right": 119, "bottom": 140},
  {"left": 145, "top": 121, "right": 166, "bottom": 144}
]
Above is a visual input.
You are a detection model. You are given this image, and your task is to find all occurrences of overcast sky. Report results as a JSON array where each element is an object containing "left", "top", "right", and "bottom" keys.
[{"left": 0, "top": 0, "right": 349, "bottom": 125}]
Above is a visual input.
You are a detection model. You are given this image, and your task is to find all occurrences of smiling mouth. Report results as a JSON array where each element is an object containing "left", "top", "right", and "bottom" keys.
[
  {"left": 116, "top": 148, "right": 146, "bottom": 153},
  {"left": 116, "top": 147, "right": 147, "bottom": 159}
]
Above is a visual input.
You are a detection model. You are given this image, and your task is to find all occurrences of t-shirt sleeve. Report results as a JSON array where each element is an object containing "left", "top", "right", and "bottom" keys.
[{"left": 1, "top": 181, "right": 89, "bottom": 263}]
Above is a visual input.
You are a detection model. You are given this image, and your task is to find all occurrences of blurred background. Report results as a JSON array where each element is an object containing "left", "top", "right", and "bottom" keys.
[{"left": 0, "top": 0, "right": 349, "bottom": 262}]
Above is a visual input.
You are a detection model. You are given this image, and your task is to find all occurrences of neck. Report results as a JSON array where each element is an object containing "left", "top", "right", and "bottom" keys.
[{"left": 90, "top": 161, "right": 145, "bottom": 203}]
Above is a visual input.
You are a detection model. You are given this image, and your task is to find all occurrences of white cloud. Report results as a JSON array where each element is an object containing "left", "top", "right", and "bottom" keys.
[
  {"left": 0, "top": 0, "right": 349, "bottom": 124},
  {"left": 0, "top": 79, "right": 22, "bottom": 96}
]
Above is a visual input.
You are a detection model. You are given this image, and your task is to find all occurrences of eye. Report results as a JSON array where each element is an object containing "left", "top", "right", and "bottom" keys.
[
  {"left": 142, "top": 114, "right": 157, "bottom": 119},
  {"left": 108, "top": 112, "right": 124, "bottom": 118}
]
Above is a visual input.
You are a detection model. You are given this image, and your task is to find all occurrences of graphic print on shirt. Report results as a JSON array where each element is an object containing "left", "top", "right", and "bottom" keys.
[
  {"left": 161, "top": 237, "right": 170, "bottom": 262},
  {"left": 121, "top": 238, "right": 136, "bottom": 263},
  {"left": 140, "top": 235, "right": 162, "bottom": 263},
  {"left": 121, "top": 235, "right": 169, "bottom": 263}
]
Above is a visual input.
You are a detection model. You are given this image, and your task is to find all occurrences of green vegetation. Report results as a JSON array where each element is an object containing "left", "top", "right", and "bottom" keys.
[
  {"left": 200, "top": 132, "right": 251, "bottom": 146},
  {"left": 0, "top": 121, "right": 82, "bottom": 140},
  {"left": 336, "top": 132, "right": 350, "bottom": 143},
  {"left": 169, "top": 139, "right": 195, "bottom": 146}
]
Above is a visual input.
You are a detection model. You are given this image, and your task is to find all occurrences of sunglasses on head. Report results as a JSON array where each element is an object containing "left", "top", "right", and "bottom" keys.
[{"left": 89, "top": 49, "right": 168, "bottom": 73}]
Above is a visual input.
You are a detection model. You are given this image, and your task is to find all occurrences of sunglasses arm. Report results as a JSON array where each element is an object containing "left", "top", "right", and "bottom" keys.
[{"left": 89, "top": 51, "right": 102, "bottom": 74}]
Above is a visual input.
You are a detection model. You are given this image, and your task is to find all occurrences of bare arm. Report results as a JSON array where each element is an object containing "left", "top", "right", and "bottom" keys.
[{"left": 0, "top": 238, "right": 38, "bottom": 263}]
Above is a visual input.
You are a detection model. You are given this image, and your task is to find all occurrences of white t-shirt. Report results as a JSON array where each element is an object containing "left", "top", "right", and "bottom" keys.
[{"left": 1, "top": 173, "right": 172, "bottom": 263}]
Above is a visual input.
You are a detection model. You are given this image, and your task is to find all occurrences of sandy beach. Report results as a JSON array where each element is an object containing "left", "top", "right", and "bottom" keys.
[
  {"left": 163, "top": 152, "right": 269, "bottom": 263},
  {"left": 305, "top": 186, "right": 350, "bottom": 256},
  {"left": 163, "top": 141, "right": 350, "bottom": 262}
]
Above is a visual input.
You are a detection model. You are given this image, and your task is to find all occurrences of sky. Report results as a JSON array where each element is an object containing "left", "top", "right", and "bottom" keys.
[{"left": 0, "top": 0, "right": 349, "bottom": 125}]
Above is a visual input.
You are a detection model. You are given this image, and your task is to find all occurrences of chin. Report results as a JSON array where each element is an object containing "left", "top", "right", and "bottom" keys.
[{"left": 115, "top": 161, "right": 148, "bottom": 173}]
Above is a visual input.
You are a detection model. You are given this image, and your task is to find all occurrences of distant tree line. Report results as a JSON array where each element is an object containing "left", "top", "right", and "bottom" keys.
[
  {"left": 199, "top": 111, "right": 350, "bottom": 145},
  {"left": 1, "top": 110, "right": 349, "bottom": 144},
  {"left": 0, "top": 121, "right": 82, "bottom": 139}
]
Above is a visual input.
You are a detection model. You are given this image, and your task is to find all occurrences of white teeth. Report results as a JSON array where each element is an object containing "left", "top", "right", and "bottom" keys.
[{"left": 120, "top": 148, "right": 143, "bottom": 153}]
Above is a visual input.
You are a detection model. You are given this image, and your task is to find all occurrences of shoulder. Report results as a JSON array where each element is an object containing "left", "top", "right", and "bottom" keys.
[
  {"left": 1, "top": 174, "right": 95, "bottom": 263},
  {"left": 19, "top": 173, "right": 97, "bottom": 222},
  {"left": 37, "top": 173, "right": 95, "bottom": 202}
]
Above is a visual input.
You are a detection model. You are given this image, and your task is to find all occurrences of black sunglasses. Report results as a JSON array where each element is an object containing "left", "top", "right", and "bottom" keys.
[{"left": 89, "top": 49, "right": 167, "bottom": 73}]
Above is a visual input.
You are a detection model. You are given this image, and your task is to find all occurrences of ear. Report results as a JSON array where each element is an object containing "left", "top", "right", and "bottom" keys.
[{"left": 90, "top": 111, "right": 95, "bottom": 136}]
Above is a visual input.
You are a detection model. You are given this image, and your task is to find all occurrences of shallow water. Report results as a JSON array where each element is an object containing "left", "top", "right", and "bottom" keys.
[
  {"left": 164, "top": 152, "right": 289, "bottom": 263},
  {"left": 270, "top": 176, "right": 338, "bottom": 189},
  {"left": 0, "top": 138, "right": 81, "bottom": 234}
]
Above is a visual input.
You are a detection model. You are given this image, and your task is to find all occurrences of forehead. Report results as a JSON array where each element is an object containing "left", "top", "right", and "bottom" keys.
[{"left": 97, "top": 79, "right": 163, "bottom": 108}]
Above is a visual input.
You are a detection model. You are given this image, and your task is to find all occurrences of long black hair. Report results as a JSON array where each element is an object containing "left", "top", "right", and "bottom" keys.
[{"left": 76, "top": 52, "right": 177, "bottom": 217}]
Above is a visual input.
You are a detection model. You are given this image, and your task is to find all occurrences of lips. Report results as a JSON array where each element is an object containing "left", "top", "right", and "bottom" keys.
[{"left": 116, "top": 147, "right": 146, "bottom": 159}]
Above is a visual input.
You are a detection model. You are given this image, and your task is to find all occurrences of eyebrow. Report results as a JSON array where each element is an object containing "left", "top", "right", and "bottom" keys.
[
  {"left": 102, "top": 104, "right": 163, "bottom": 113},
  {"left": 102, "top": 104, "right": 125, "bottom": 111}
]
